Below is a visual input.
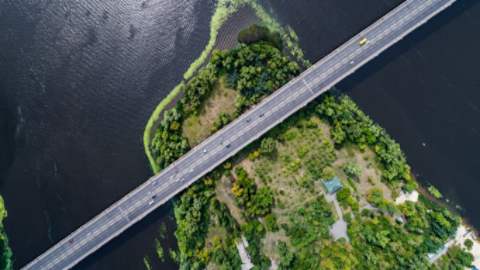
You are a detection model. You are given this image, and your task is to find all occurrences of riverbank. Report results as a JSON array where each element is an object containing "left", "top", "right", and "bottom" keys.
[
  {"left": 143, "top": 6, "right": 261, "bottom": 173},
  {"left": 143, "top": 1, "right": 311, "bottom": 173}
]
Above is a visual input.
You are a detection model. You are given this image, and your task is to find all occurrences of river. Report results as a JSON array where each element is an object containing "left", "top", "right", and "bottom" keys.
[{"left": 0, "top": 0, "right": 478, "bottom": 269}]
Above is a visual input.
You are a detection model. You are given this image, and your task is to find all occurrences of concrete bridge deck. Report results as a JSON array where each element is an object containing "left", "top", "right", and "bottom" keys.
[{"left": 21, "top": 0, "right": 456, "bottom": 269}]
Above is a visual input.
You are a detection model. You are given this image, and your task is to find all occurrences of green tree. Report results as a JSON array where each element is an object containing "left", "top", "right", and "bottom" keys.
[
  {"left": 277, "top": 241, "right": 293, "bottom": 267},
  {"left": 260, "top": 137, "right": 276, "bottom": 154},
  {"left": 170, "top": 121, "right": 181, "bottom": 131},
  {"left": 223, "top": 162, "right": 231, "bottom": 169},
  {"left": 214, "top": 111, "right": 230, "bottom": 129},
  {"left": 265, "top": 213, "right": 277, "bottom": 231},
  {"left": 343, "top": 162, "right": 361, "bottom": 179},
  {"left": 343, "top": 212, "right": 352, "bottom": 222},
  {"left": 464, "top": 239, "right": 473, "bottom": 250},
  {"left": 285, "top": 131, "right": 296, "bottom": 140},
  {"left": 366, "top": 187, "right": 383, "bottom": 206},
  {"left": 321, "top": 166, "right": 336, "bottom": 180},
  {"left": 336, "top": 188, "right": 351, "bottom": 203},
  {"left": 402, "top": 180, "right": 418, "bottom": 193}
]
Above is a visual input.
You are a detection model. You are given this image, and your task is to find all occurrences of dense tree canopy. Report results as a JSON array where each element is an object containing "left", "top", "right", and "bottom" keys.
[{"left": 316, "top": 95, "right": 409, "bottom": 182}]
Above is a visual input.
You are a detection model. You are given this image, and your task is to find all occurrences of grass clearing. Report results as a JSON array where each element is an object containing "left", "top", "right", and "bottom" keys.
[
  {"left": 214, "top": 174, "right": 245, "bottom": 225},
  {"left": 334, "top": 142, "right": 395, "bottom": 202},
  {"left": 182, "top": 77, "right": 238, "bottom": 146}
]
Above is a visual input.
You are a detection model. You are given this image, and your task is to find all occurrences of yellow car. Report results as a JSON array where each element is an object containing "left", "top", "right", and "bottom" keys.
[{"left": 358, "top": 38, "right": 367, "bottom": 46}]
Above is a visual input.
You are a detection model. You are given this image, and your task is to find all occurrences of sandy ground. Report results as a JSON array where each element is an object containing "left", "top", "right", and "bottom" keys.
[
  {"left": 395, "top": 190, "right": 419, "bottom": 204},
  {"left": 448, "top": 225, "right": 480, "bottom": 268}
]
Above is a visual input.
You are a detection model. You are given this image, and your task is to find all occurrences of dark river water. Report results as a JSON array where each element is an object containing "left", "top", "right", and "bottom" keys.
[{"left": 0, "top": 0, "right": 478, "bottom": 269}]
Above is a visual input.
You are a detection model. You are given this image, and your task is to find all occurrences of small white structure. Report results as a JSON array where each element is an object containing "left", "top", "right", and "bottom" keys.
[{"left": 236, "top": 236, "right": 254, "bottom": 270}]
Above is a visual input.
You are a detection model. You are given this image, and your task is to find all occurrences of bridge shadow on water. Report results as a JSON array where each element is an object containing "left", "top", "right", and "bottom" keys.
[
  {"left": 338, "top": 0, "right": 478, "bottom": 92},
  {"left": 72, "top": 200, "right": 178, "bottom": 270}
]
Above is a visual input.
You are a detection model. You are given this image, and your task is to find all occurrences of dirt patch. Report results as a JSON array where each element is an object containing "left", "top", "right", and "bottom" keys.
[
  {"left": 182, "top": 77, "right": 238, "bottom": 146},
  {"left": 214, "top": 174, "right": 245, "bottom": 225},
  {"left": 262, "top": 231, "right": 289, "bottom": 264},
  {"left": 205, "top": 226, "right": 228, "bottom": 248}
]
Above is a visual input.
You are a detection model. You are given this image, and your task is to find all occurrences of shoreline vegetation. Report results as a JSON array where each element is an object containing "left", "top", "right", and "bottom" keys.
[
  {"left": 143, "top": 24, "right": 477, "bottom": 270},
  {"left": 148, "top": 25, "right": 300, "bottom": 173},
  {"left": 0, "top": 196, "right": 13, "bottom": 270},
  {"left": 143, "top": 0, "right": 311, "bottom": 174}
]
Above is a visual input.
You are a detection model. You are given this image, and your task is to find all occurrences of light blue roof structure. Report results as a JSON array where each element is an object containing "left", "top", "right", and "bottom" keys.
[{"left": 321, "top": 175, "right": 343, "bottom": 194}]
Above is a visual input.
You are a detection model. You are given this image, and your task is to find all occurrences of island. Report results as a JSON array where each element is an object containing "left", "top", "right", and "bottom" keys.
[{"left": 144, "top": 25, "right": 478, "bottom": 270}]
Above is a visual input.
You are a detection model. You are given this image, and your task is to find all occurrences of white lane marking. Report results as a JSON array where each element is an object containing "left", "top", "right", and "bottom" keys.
[
  {"left": 301, "top": 78, "right": 314, "bottom": 94},
  {"left": 118, "top": 206, "right": 130, "bottom": 221}
]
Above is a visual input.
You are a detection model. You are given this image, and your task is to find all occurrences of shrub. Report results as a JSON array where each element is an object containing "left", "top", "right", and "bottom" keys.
[
  {"left": 321, "top": 166, "right": 335, "bottom": 180},
  {"left": 306, "top": 120, "right": 318, "bottom": 128},
  {"left": 464, "top": 239, "right": 473, "bottom": 250},
  {"left": 278, "top": 200, "right": 285, "bottom": 209},
  {"left": 428, "top": 185, "right": 443, "bottom": 199},
  {"left": 336, "top": 188, "right": 351, "bottom": 203},
  {"left": 343, "top": 162, "right": 361, "bottom": 179},
  {"left": 343, "top": 213, "right": 352, "bottom": 222},
  {"left": 391, "top": 189, "right": 400, "bottom": 200},
  {"left": 260, "top": 137, "right": 276, "bottom": 154},
  {"left": 338, "top": 237, "right": 347, "bottom": 244},
  {"left": 402, "top": 180, "right": 418, "bottom": 193},
  {"left": 347, "top": 178, "right": 357, "bottom": 192},
  {"left": 368, "top": 176, "right": 377, "bottom": 185},
  {"left": 238, "top": 24, "right": 283, "bottom": 51},
  {"left": 286, "top": 131, "right": 297, "bottom": 140},
  {"left": 366, "top": 187, "right": 384, "bottom": 206},
  {"left": 347, "top": 197, "right": 360, "bottom": 212},
  {"left": 361, "top": 209, "right": 370, "bottom": 217},
  {"left": 265, "top": 213, "right": 278, "bottom": 231}
]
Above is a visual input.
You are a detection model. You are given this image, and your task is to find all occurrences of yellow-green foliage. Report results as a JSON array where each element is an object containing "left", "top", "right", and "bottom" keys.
[
  {"left": 143, "top": 255, "right": 151, "bottom": 270},
  {"left": 143, "top": 83, "right": 183, "bottom": 173},
  {"left": 0, "top": 197, "right": 6, "bottom": 225},
  {"left": 0, "top": 196, "right": 13, "bottom": 270},
  {"left": 143, "top": 0, "right": 310, "bottom": 172},
  {"left": 155, "top": 238, "right": 164, "bottom": 262}
]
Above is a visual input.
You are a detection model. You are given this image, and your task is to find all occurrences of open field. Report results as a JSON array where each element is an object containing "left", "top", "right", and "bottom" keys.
[{"left": 182, "top": 77, "right": 238, "bottom": 146}]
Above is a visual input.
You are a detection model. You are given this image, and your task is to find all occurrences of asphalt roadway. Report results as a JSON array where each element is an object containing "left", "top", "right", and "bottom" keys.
[{"left": 22, "top": 0, "right": 456, "bottom": 269}]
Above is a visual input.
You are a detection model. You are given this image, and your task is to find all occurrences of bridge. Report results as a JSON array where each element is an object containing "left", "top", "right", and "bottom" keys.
[{"left": 22, "top": 0, "right": 455, "bottom": 269}]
